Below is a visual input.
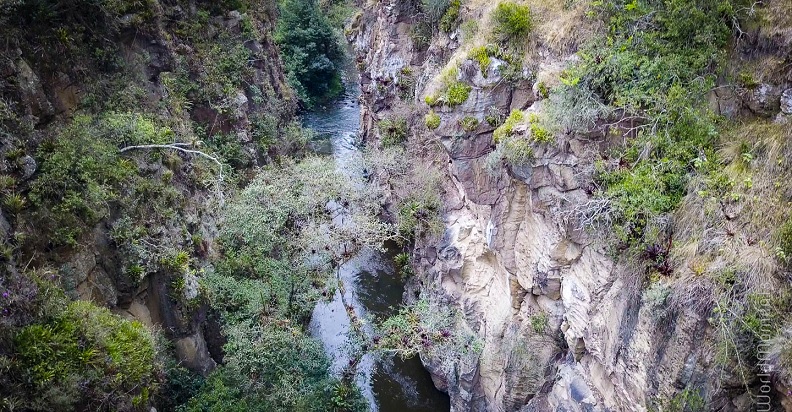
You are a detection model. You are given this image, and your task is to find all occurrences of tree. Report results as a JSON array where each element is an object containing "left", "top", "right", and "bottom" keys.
[{"left": 275, "top": 0, "right": 343, "bottom": 106}]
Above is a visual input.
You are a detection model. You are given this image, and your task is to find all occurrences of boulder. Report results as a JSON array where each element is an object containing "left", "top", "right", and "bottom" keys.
[
  {"left": 742, "top": 83, "right": 782, "bottom": 117},
  {"left": 781, "top": 88, "right": 792, "bottom": 115},
  {"left": 15, "top": 58, "right": 53, "bottom": 120}
]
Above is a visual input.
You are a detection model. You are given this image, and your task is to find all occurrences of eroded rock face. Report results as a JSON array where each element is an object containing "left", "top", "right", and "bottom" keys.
[
  {"left": 781, "top": 88, "right": 792, "bottom": 115},
  {"left": 351, "top": 1, "right": 785, "bottom": 410},
  {"left": 742, "top": 83, "right": 782, "bottom": 117},
  {"left": 2, "top": 5, "right": 292, "bottom": 377},
  {"left": 174, "top": 332, "right": 218, "bottom": 376}
]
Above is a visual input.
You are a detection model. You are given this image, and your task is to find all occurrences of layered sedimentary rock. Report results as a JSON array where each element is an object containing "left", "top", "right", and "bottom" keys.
[{"left": 350, "top": 1, "right": 792, "bottom": 410}]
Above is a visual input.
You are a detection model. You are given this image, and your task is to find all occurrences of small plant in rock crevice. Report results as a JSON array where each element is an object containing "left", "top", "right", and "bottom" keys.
[
  {"left": 378, "top": 116, "right": 410, "bottom": 146},
  {"left": 459, "top": 116, "right": 480, "bottom": 132},
  {"left": 425, "top": 111, "right": 441, "bottom": 130}
]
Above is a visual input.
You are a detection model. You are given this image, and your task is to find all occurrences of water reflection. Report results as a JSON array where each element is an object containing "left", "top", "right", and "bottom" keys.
[{"left": 304, "top": 55, "right": 449, "bottom": 412}]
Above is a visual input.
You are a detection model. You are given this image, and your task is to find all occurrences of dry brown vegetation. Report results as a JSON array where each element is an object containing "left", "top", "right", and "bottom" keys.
[{"left": 670, "top": 121, "right": 792, "bottom": 309}]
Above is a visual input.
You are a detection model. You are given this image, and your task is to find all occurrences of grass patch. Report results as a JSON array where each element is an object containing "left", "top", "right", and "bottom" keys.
[
  {"left": 425, "top": 111, "right": 441, "bottom": 130},
  {"left": 378, "top": 116, "right": 409, "bottom": 146},
  {"left": 493, "top": 109, "right": 524, "bottom": 142},
  {"left": 492, "top": 2, "right": 533, "bottom": 43}
]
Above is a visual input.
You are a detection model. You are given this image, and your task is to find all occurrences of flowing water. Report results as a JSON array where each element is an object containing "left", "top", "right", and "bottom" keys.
[{"left": 303, "top": 65, "right": 451, "bottom": 412}]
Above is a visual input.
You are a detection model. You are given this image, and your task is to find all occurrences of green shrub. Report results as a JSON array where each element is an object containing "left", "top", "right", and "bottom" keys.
[
  {"left": 537, "top": 81, "right": 549, "bottom": 98},
  {"left": 527, "top": 113, "right": 553, "bottom": 143},
  {"left": 493, "top": 109, "right": 524, "bottom": 142},
  {"left": 662, "top": 388, "right": 705, "bottom": 412},
  {"left": 0, "top": 175, "right": 15, "bottom": 192},
  {"left": 394, "top": 252, "right": 414, "bottom": 278},
  {"left": 438, "top": 65, "right": 460, "bottom": 88},
  {"left": 544, "top": 84, "right": 608, "bottom": 134},
  {"left": 492, "top": 2, "right": 532, "bottom": 43},
  {"left": 425, "top": 111, "right": 441, "bottom": 130},
  {"left": 439, "top": 0, "right": 461, "bottom": 32},
  {"left": 460, "top": 116, "right": 480, "bottom": 132},
  {"left": 503, "top": 137, "right": 533, "bottom": 166},
  {"left": 469, "top": 46, "right": 492, "bottom": 76},
  {"left": 410, "top": 20, "right": 433, "bottom": 50},
  {"left": 395, "top": 166, "right": 444, "bottom": 239},
  {"left": 162, "top": 250, "right": 191, "bottom": 273},
  {"left": 9, "top": 300, "right": 158, "bottom": 410},
  {"left": 275, "top": 0, "right": 344, "bottom": 106},
  {"left": 178, "top": 326, "right": 366, "bottom": 412},
  {"left": 397, "top": 66, "right": 416, "bottom": 100},
  {"left": 446, "top": 81, "right": 472, "bottom": 106},
  {"left": 374, "top": 298, "right": 482, "bottom": 360},
  {"left": 529, "top": 313, "right": 548, "bottom": 333},
  {"left": 205, "top": 132, "right": 252, "bottom": 170},
  {"left": 570, "top": 0, "right": 743, "bottom": 246},
  {"left": 425, "top": 93, "right": 440, "bottom": 106},
  {"left": 485, "top": 106, "right": 505, "bottom": 127},
  {"left": 2, "top": 193, "right": 25, "bottom": 214},
  {"left": 251, "top": 113, "right": 278, "bottom": 152},
  {"left": 378, "top": 117, "right": 409, "bottom": 146},
  {"left": 29, "top": 115, "right": 139, "bottom": 246},
  {"left": 176, "top": 368, "right": 255, "bottom": 412},
  {"left": 374, "top": 299, "right": 451, "bottom": 356},
  {"left": 419, "top": 0, "right": 452, "bottom": 26}
]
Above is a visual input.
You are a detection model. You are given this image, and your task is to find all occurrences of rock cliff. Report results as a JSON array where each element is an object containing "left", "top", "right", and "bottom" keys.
[
  {"left": 350, "top": 0, "right": 792, "bottom": 410},
  {"left": 0, "top": 0, "right": 294, "bottom": 377}
]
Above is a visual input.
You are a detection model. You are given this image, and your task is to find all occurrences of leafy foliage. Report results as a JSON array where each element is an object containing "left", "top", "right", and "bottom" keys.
[
  {"left": 492, "top": 2, "right": 532, "bottom": 43},
  {"left": 28, "top": 114, "right": 167, "bottom": 245},
  {"left": 374, "top": 299, "right": 481, "bottom": 360},
  {"left": 468, "top": 46, "right": 492, "bottom": 76},
  {"left": 529, "top": 313, "right": 548, "bottom": 333},
  {"left": 439, "top": 0, "right": 461, "bottom": 33},
  {"left": 424, "top": 110, "right": 441, "bottom": 130},
  {"left": 425, "top": 65, "right": 473, "bottom": 107},
  {"left": 492, "top": 109, "right": 524, "bottom": 142},
  {"left": 446, "top": 81, "right": 472, "bottom": 106},
  {"left": 460, "top": 116, "right": 480, "bottom": 132},
  {"left": 179, "top": 155, "right": 388, "bottom": 410},
  {"left": 5, "top": 300, "right": 158, "bottom": 411},
  {"left": 275, "top": 0, "right": 344, "bottom": 106},
  {"left": 569, "top": 0, "right": 746, "bottom": 246}
]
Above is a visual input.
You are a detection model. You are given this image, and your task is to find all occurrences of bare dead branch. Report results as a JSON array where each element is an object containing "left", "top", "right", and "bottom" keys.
[{"left": 120, "top": 143, "right": 225, "bottom": 204}]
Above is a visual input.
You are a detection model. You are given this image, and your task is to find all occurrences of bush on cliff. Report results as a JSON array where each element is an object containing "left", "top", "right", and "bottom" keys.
[
  {"left": 2, "top": 299, "right": 159, "bottom": 411},
  {"left": 568, "top": 0, "right": 746, "bottom": 246},
  {"left": 492, "top": 2, "right": 532, "bottom": 43}
]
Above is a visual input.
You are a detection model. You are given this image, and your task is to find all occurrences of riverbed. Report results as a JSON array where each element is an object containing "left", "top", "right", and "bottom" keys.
[{"left": 303, "top": 63, "right": 450, "bottom": 412}]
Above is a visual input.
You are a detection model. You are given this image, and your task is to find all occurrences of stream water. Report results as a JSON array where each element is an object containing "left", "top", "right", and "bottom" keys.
[{"left": 303, "top": 65, "right": 451, "bottom": 412}]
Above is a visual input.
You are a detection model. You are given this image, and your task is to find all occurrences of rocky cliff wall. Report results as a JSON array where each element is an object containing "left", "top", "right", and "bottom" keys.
[
  {"left": 350, "top": 1, "right": 792, "bottom": 410},
  {"left": 0, "top": 0, "right": 295, "bottom": 375}
]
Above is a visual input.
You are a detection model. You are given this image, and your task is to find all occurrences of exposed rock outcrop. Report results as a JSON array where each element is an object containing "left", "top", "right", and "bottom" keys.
[
  {"left": 351, "top": 0, "right": 792, "bottom": 410},
  {"left": 0, "top": 1, "right": 294, "bottom": 376}
]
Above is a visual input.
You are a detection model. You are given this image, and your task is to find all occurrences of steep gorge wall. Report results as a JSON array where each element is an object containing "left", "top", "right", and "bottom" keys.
[
  {"left": 0, "top": 0, "right": 295, "bottom": 376},
  {"left": 351, "top": 1, "right": 792, "bottom": 411}
]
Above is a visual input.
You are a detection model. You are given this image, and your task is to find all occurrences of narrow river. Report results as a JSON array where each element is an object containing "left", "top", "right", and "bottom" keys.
[{"left": 303, "top": 62, "right": 451, "bottom": 412}]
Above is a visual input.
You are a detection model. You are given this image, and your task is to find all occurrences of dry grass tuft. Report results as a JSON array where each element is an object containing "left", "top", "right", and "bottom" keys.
[
  {"left": 757, "top": 0, "right": 792, "bottom": 46},
  {"left": 523, "top": 0, "right": 599, "bottom": 55}
]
